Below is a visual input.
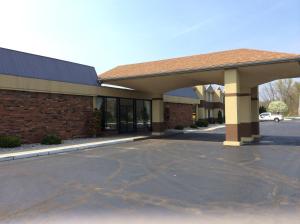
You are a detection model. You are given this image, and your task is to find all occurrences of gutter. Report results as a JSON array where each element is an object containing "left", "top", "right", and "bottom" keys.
[{"left": 100, "top": 57, "right": 300, "bottom": 82}]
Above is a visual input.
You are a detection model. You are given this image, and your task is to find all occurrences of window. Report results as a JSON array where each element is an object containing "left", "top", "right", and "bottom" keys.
[
  {"left": 98, "top": 97, "right": 152, "bottom": 133},
  {"left": 206, "top": 92, "right": 213, "bottom": 102},
  {"left": 220, "top": 95, "right": 224, "bottom": 103},
  {"left": 105, "top": 98, "right": 117, "bottom": 130},
  {"left": 95, "top": 97, "right": 104, "bottom": 110},
  {"left": 136, "top": 100, "right": 151, "bottom": 130}
]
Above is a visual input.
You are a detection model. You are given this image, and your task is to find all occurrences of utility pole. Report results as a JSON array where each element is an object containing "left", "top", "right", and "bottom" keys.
[{"left": 298, "top": 95, "right": 300, "bottom": 116}]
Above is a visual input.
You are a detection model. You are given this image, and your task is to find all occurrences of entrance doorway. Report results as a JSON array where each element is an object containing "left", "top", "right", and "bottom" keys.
[
  {"left": 96, "top": 96, "right": 151, "bottom": 134},
  {"left": 119, "top": 99, "right": 134, "bottom": 133}
]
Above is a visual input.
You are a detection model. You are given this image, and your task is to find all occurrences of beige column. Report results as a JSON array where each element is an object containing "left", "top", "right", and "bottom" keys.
[
  {"left": 196, "top": 105, "right": 200, "bottom": 120},
  {"left": 92, "top": 96, "right": 96, "bottom": 109},
  {"left": 197, "top": 105, "right": 205, "bottom": 120},
  {"left": 251, "top": 86, "right": 260, "bottom": 139},
  {"left": 223, "top": 69, "right": 253, "bottom": 146},
  {"left": 152, "top": 98, "right": 166, "bottom": 135}
]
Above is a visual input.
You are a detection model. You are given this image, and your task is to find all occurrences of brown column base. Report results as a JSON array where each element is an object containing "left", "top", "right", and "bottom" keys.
[
  {"left": 251, "top": 122, "right": 260, "bottom": 139},
  {"left": 152, "top": 122, "right": 166, "bottom": 134},
  {"left": 225, "top": 123, "right": 252, "bottom": 141},
  {"left": 224, "top": 123, "right": 254, "bottom": 146}
]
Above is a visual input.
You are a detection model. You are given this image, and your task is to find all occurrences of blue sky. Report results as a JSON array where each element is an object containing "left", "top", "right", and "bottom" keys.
[{"left": 0, "top": 0, "right": 299, "bottom": 74}]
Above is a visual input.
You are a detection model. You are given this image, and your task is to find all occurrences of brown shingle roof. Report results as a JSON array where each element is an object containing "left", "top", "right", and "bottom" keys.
[{"left": 100, "top": 49, "right": 300, "bottom": 80}]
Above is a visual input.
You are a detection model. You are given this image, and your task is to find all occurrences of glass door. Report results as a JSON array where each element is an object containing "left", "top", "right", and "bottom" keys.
[
  {"left": 136, "top": 100, "right": 151, "bottom": 131},
  {"left": 119, "top": 99, "right": 134, "bottom": 133}
]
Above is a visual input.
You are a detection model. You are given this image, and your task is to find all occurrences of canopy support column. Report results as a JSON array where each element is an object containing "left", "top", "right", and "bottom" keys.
[
  {"left": 223, "top": 69, "right": 253, "bottom": 146},
  {"left": 151, "top": 98, "right": 166, "bottom": 135},
  {"left": 251, "top": 86, "right": 260, "bottom": 139}
]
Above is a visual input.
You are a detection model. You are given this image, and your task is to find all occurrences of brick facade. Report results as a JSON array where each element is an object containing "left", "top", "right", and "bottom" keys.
[
  {"left": 164, "top": 102, "right": 194, "bottom": 129},
  {"left": 0, "top": 90, "right": 93, "bottom": 143},
  {"left": 152, "top": 122, "right": 167, "bottom": 132}
]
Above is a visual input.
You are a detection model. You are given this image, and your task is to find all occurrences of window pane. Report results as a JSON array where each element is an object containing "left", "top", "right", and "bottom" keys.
[
  {"left": 144, "top": 101, "right": 151, "bottom": 127},
  {"left": 95, "top": 97, "right": 104, "bottom": 110},
  {"left": 136, "top": 100, "right": 151, "bottom": 130},
  {"left": 105, "top": 98, "right": 117, "bottom": 130},
  {"left": 136, "top": 100, "right": 144, "bottom": 129}
]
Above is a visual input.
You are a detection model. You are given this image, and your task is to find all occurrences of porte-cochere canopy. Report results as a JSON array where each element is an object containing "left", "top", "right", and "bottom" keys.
[
  {"left": 100, "top": 48, "right": 300, "bottom": 146},
  {"left": 99, "top": 49, "right": 300, "bottom": 94}
]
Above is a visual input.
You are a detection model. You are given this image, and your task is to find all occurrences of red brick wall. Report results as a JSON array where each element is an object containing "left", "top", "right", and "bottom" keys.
[
  {"left": 164, "top": 102, "right": 194, "bottom": 129},
  {"left": 0, "top": 90, "right": 93, "bottom": 143}
]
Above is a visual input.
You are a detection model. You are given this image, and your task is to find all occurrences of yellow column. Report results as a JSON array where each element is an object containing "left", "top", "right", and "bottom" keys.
[
  {"left": 196, "top": 105, "right": 200, "bottom": 120},
  {"left": 251, "top": 86, "right": 260, "bottom": 139},
  {"left": 92, "top": 96, "right": 97, "bottom": 109},
  {"left": 152, "top": 98, "right": 165, "bottom": 135},
  {"left": 223, "top": 69, "right": 253, "bottom": 146}
]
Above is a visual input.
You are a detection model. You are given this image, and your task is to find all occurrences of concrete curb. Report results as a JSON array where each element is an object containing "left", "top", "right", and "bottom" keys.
[
  {"left": 165, "top": 125, "right": 225, "bottom": 134},
  {"left": 201, "top": 125, "right": 225, "bottom": 131},
  {"left": 184, "top": 124, "right": 225, "bottom": 133},
  {"left": 285, "top": 117, "right": 300, "bottom": 120},
  {"left": 0, "top": 136, "right": 149, "bottom": 162}
]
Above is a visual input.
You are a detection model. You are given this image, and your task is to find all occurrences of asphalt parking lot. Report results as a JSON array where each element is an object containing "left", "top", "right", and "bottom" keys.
[{"left": 0, "top": 121, "right": 300, "bottom": 223}]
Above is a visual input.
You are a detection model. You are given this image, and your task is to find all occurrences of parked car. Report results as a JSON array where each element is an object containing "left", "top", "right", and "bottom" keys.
[{"left": 259, "top": 112, "right": 283, "bottom": 122}]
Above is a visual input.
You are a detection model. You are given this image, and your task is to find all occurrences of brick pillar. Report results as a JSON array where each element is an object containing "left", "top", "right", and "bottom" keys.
[
  {"left": 223, "top": 69, "right": 253, "bottom": 146},
  {"left": 251, "top": 86, "right": 260, "bottom": 139},
  {"left": 151, "top": 98, "right": 166, "bottom": 135}
]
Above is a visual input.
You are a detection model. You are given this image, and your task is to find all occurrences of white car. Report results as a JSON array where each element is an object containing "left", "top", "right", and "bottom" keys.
[{"left": 259, "top": 112, "right": 283, "bottom": 122}]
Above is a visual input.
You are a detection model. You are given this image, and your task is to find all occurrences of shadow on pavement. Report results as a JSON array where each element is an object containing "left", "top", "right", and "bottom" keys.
[
  {"left": 162, "top": 133, "right": 225, "bottom": 142},
  {"left": 161, "top": 133, "right": 300, "bottom": 147},
  {"left": 251, "top": 135, "right": 300, "bottom": 147}
]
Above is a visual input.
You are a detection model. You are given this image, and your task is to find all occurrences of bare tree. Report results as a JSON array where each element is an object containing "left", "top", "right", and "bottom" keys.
[
  {"left": 275, "top": 79, "right": 295, "bottom": 115},
  {"left": 294, "top": 82, "right": 300, "bottom": 115},
  {"left": 298, "top": 95, "right": 300, "bottom": 116},
  {"left": 260, "top": 81, "right": 278, "bottom": 103},
  {"left": 260, "top": 79, "right": 300, "bottom": 116}
]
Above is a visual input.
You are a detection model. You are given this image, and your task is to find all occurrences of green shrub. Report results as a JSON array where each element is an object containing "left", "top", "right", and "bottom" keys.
[
  {"left": 268, "top": 101, "right": 288, "bottom": 115},
  {"left": 0, "top": 136, "right": 21, "bottom": 148},
  {"left": 259, "top": 106, "right": 267, "bottom": 114},
  {"left": 207, "top": 118, "right": 215, "bottom": 124},
  {"left": 174, "top": 125, "right": 184, "bottom": 130},
  {"left": 190, "top": 124, "right": 198, "bottom": 129},
  {"left": 195, "top": 119, "right": 209, "bottom": 127},
  {"left": 41, "top": 134, "right": 62, "bottom": 145},
  {"left": 217, "top": 111, "right": 224, "bottom": 124}
]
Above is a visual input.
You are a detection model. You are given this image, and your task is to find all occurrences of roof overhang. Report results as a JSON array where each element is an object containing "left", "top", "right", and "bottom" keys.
[{"left": 100, "top": 58, "right": 300, "bottom": 94}]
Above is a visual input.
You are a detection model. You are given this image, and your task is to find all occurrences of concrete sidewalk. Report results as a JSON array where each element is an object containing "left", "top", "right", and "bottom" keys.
[
  {"left": 0, "top": 124, "right": 225, "bottom": 163},
  {"left": 0, "top": 135, "right": 150, "bottom": 162}
]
